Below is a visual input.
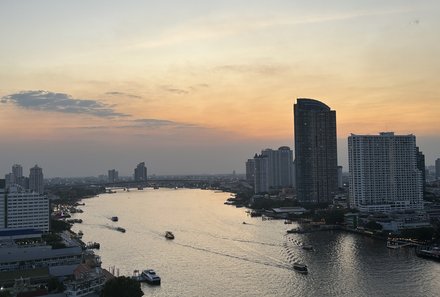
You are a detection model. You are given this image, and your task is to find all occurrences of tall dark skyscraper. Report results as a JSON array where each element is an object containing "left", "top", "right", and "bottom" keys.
[
  {"left": 134, "top": 162, "right": 148, "bottom": 182},
  {"left": 416, "top": 147, "right": 425, "bottom": 198},
  {"left": 294, "top": 98, "right": 338, "bottom": 204}
]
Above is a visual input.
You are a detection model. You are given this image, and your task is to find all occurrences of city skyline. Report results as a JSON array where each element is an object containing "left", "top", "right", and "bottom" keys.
[{"left": 1, "top": 1, "right": 440, "bottom": 177}]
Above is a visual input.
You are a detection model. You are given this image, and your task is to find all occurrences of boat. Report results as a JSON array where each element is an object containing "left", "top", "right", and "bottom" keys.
[
  {"left": 116, "top": 227, "right": 126, "bottom": 233},
  {"left": 165, "top": 231, "right": 174, "bottom": 239},
  {"left": 111, "top": 216, "right": 118, "bottom": 222},
  {"left": 386, "top": 240, "right": 400, "bottom": 249},
  {"left": 416, "top": 247, "right": 440, "bottom": 261},
  {"left": 86, "top": 241, "right": 100, "bottom": 249},
  {"left": 302, "top": 244, "right": 314, "bottom": 251},
  {"left": 293, "top": 263, "right": 308, "bottom": 274},
  {"left": 141, "top": 269, "right": 161, "bottom": 285}
]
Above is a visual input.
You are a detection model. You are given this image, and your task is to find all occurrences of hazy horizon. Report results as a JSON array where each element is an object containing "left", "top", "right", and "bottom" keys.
[{"left": 1, "top": 1, "right": 439, "bottom": 177}]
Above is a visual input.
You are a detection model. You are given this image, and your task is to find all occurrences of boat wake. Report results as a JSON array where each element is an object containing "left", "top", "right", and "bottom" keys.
[{"left": 173, "top": 241, "right": 293, "bottom": 271}]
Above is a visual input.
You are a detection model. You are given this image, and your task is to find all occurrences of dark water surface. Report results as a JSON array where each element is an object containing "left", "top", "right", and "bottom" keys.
[{"left": 72, "top": 188, "right": 440, "bottom": 297}]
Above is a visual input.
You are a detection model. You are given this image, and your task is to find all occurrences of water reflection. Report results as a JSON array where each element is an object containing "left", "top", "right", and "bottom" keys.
[{"left": 72, "top": 188, "right": 440, "bottom": 297}]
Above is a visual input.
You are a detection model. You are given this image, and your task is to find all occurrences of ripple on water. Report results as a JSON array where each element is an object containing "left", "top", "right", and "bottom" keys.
[{"left": 71, "top": 189, "right": 440, "bottom": 297}]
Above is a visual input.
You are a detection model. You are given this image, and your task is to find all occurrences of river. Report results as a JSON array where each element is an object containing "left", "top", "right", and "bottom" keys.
[{"left": 71, "top": 188, "right": 440, "bottom": 297}]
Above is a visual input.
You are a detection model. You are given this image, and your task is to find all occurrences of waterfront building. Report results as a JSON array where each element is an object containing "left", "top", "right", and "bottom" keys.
[
  {"left": 348, "top": 132, "right": 423, "bottom": 213},
  {"left": 261, "top": 147, "right": 294, "bottom": 189},
  {"left": 134, "top": 162, "right": 147, "bottom": 181},
  {"left": 416, "top": 147, "right": 426, "bottom": 198},
  {"left": 245, "top": 158, "right": 255, "bottom": 184},
  {"left": 29, "top": 164, "right": 44, "bottom": 194},
  {"left": 108, "top": 169, "right": 119, "bottom": 183},
  {"left": 1, "top": 185, "right": 50, "bottom": 232},
  {"left": 436, "top": 158, "right": 440, "bottom": 180},
  {"left": 294, "top": 98, "right": 338, "bottom": 204},
  {"left": 254, "top": 154, "right": 269, "bottom": 193}
]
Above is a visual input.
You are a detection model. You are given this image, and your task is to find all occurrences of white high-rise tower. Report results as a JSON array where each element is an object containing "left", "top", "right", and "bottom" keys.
[{"left": 348, "top": 132, "right": 423, "bottom": 213}]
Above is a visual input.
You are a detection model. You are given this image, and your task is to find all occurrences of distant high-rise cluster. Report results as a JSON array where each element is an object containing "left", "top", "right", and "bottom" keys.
[
  {"left": 294, "top": 98, "right": 338, "bottom": 204},
  {"left": 246, "top": 147, "right": 294, "bottom": 194},
  {"left": 4, "top": 164, "right": 44, "bottom": 194},
  {"left": 134, "top": 162, "right": 148, "bottom": 181},
  {"left": 348, "top": 132, "right": 423, "bottom": 213}
]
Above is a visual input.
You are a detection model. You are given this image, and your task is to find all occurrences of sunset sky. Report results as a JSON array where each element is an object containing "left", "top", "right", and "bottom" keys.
[{"left": 1, "top": 0, "right": 439, "bottom": 177}]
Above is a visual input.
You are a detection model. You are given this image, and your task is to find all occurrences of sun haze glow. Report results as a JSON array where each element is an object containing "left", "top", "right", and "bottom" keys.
[{"left": 1, "top": 0, "right": 439, "bottom": 176}]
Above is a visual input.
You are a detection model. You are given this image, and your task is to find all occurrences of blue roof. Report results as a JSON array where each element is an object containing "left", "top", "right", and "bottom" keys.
[{"left": 0, "top": 229, "right": 43, "bottom": 237}]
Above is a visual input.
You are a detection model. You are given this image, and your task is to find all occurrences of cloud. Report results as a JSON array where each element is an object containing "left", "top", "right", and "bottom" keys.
[
  {"left": 133, "top": 118, "right": 198, "bottom": 128},
  {"left": 160, "top": 85, "right": 189, "bottom": 95},
  {"left": 215, "top": 64, "right": 288, "bottom": 76},
  {"left": 105, "top": 91, "right": 141, "bottom": 99},
  {"left": 127, "top": 8, "right": 414, "bottom": 50},
  {"left": 74, "top": 118, "right": 200, "bottom": 130},
  {"left": 2, "top": 90, "right": 128, "bottom": 118}
]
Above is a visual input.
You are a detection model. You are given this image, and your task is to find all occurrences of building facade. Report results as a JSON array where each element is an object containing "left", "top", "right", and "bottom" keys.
[
  {"left": 253, "top": 154, "right": 269, "bottom": 194},
  {"left": 261, "top": 147, "right": 294, "bottom": 189},
  {"left": 134, "top": 162, "right": 147, "bottom": 181},
  {"left": 436, "top": 158, "right": 440, "bottom": 180},
  {"left": 108, "top": 169, "right": 119, "bottom": 183},
  {"left": 348, "top": 132, "right": 423, "bottom": 213},
  {"left": 29, "top": 164, "right": 44, "bottom": 194},
  {"left": 245, "top": 158, "right": 255, "bottom": 184},
  {"left": 1, "top": 185, "right": 50, "bottom": 232},
  {"left": 294, "top": 98, "right": 338, "bottom": 204},
  {"left": 12, "top": 164, "right": 23, "bottom": 183},
  {"left": 416, "top": 147, "right": 425, "bottom": 198}
]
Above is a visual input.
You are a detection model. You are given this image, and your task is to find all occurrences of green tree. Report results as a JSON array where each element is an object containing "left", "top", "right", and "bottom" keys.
[
  {"left": 47, "top": 277, "right": 65, "bottom": 292},
  {"left": 101, "top": 276, "right": 143, "bottom": 297},
  {"left": 0, "top": 290, "right": 12, "bottom": 297}
]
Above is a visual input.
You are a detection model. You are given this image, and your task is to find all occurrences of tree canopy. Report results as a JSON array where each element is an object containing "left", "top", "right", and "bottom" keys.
[{"left": 101, "top": 276, "right": 143, "bottom": 297}]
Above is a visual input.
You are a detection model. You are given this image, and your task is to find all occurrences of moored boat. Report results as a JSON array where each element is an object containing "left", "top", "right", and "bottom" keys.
[
  {"left": 293, "top": 263, "right": 308, "bottom": 274},
  {"left": 165, "top": 231, "right": 174, "bottom": 239}
]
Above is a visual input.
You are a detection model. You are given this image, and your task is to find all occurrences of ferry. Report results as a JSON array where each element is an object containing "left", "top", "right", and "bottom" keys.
[
  {"left": 141, "top": 269, "right": 161, "bottom": 285},
  {"left": 165, "top": 231, "right": 175, "bottom": 239},
  {"left": 293, "top": 263, "right": 308, "bottom": 274}
]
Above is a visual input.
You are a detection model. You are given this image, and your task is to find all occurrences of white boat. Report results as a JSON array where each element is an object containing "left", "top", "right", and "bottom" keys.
[
  {"left": 141, "top": 269, "right": 161, "bottom": 285},
  {"left": 165, "top": 231, "right": 174, "bottom": 239},
  {"left": 293, "top": 263, "right": 308, "bottom": 274}
]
